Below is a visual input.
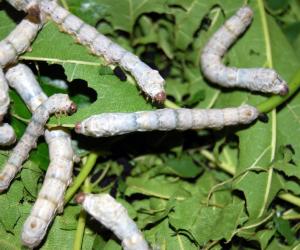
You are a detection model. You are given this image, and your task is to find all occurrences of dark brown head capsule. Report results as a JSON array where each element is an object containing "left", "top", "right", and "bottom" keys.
[
  {"left": 26, "top": 5, "right": 41, "bottom": 24},
  {"left": 75, "top": 192, "right": 86, "bottom": 204}
]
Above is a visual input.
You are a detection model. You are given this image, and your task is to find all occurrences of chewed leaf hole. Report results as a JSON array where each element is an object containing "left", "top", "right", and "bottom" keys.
[{"left": 68, "top": 79, "right": 98, "bottom": 108}]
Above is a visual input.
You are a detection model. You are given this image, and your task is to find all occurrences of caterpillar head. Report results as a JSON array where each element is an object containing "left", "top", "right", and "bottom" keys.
[{"left": 75, "top": 192, "right": 86, "bottom": 204}]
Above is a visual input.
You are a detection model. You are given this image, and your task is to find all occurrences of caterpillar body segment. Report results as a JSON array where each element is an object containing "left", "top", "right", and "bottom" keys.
[
  {"left": 0, "top": 18, "right": 42, "bottom": 67},
  {"left": 76, "top": 193, "right": 150, "bottom": 250},
  {"left": 6, "top": 0, "right": 38, "bottom": 12},
  {"left": 75, "top": 105, "right": 259, "bottom": 137},
  {"left": 39, "top": 0, "right": 166, "bottom": 103},
  {"left": 201, "top": 6, "right": 288, "bottom": 95},
  {"left": 6, "top": 64, "right": 48, "bottom": 112},
  {"left": 0, "top": 69, "right": 16, "bottom": 145},
  {"left": 22, "top": 128, "right": 74, "bottom": 248},
  {"left": 5, "top": 64, "right": 75, "bottom": 247},
  {"left": 0, "top": 94, "right": 76, "bottom": 192}
]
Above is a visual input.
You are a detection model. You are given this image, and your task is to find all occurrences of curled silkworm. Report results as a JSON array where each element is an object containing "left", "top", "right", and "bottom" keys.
[
  {"left": 75, "top": 193, "right": 150, "bottom": 250},
  {"left": 38, "top": 0, "right": 165, "bottom": 103},
  {"left": 75, "top": 105, "right": 259, "bottom": 137},
  {"left": 201, "top": 6, "right": 288, "bottom": 95},
  {"left": 0, "top": 69, "right": 16, "bottom": 146},
  {"left": 0, "top": 94, "right": 76, "bottom": 192},
  {"left": 6, "top": 64, "right": 75, "bottom": 247},
  {"left": 0, "top": 17, "right": 42, "bottom": 67}
]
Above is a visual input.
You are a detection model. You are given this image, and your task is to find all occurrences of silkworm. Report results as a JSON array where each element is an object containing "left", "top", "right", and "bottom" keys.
[
  {"left": 75, "top": 193, "right": 150, "bottom": 250},
  {"left": 0, "top": 69, "right": 16, "bottom": 145},
  {"left": 200, "top": 6, "right": 289, "bottom": 95},
  {"left": 37, "top": 0, "right": 165, "bottom": 103},
  {"left": 6, "top": 64, "right": 48, "bottom": 112},
  {"left": 6, "top": 63, "right": 75, "bottom": 247},
  {"left": 75, "top": 105, "right": 259, "bottom": 137},
  {"left": 0, "top": 94, "right": 76, "bottom": 192},
  {"left": 0, "top": 16, "right": 42, "bottom": 68},
  {"left": 22, "top": 128, "right": 74, "bottom": 248}
]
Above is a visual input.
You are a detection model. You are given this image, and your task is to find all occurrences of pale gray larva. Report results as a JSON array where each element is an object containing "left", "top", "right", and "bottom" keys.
[
  {"left": 6, "top": 64, "right": 48, "bottom": 112},
  {"left": 22, "top": 129, "right": 74, "bottom": 248},
  {"left": 5, "top": 64, "right": 75, "bottom": 247},
  {"left": 201, "top": 6, "right": 289, "bottom": 95},
  {"left": 0, "top": 69, "right": 16, "bottom": 145},
  {"left": 0, "top": 94, "right": 76, "bottom": 192},
  {"left": 75, "top": 105, "right": 259, "bottom": 137},
  {"left": 75, "top": 193, "right": 150, "bottom": 250},
  {"left": 0, "top": 18, "right": 42, "bottom": 67},
  {"left": 37, "top": 0, "right": 165, "bottom": 103}
]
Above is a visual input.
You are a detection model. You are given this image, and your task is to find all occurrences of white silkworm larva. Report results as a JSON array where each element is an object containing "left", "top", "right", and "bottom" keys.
[
  {"left": 0, "top": 15, "right": 43, "bottom": 68},
  {"left": 0, "top": 94, "right": 76, "bottom": 192},
  {"left": 6, "top": 0, "right": 165, "bottom": 102},
  {"left": 75, "top": 193, "right": 150, "bottom": 250},
  {"left": 0, "top": 69, "right": 16, "bottom": 145},
  {"left": 5, "top": 64, "right": 75, "bottom": 247},
  {"left": 38, "top": 0, "right": 166, "bottom": 103},
  {"left": 75, "top": 105, "right": 259, "bottom": 137},
  {"left": 6, "top": 64, "right": 48, "bottom": 112},
  {"left": 22, "top": 129, "right": 74, "bottom": 248},
  {"left": 200, "top": 6, "right": 289, "bottom": 95}
]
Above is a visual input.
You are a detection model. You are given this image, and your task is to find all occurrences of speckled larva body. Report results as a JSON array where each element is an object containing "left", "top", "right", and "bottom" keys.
[
  {"left": 0, "top": 18, "right": 42, "bottom": 67},
  {"left": 0, "top": 94, "right": 76, "bottom": 192},
  {"left": 38, "top": 0, "right": 166, "bottom": 103},
  {"left": 0, "top": 69, "right": 16, "bottom": 145},
  {"left": 6, "top": 64, "right": 48, "bottom": 112},
  {"left": 6, "top": 0, "right": 38, "bottom": 12},
  {"left": 22, "top": 129, "right": 74, "bottom": 248},
  {"left": 75, "top": 105, "right": 259, "bottom": 137},
  {"left": 5, "top": 64, "right": 75, "bottom": 247},
  {"left": 201, "top": 6, "right": 288, "bottom": 95},
  {"left": 76, "top": 193, "right": 150, "bottom": 250}
]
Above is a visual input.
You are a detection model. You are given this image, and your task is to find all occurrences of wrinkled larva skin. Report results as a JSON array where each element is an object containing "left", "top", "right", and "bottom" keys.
[
  {"left": 38, "top": 0, "right": 165, "bottom": 103},
  {"left": 6, "top": 64, "right": 48, "bottom": 112},
  {"left": 0, "top": 69, "right": 16, "bottom": 145},
  {"left": 76, "top": 193, "right": 150, "bottom": 250},
  {"left": 22, "top": 129, "right": 74, "bottom": 248},
  {"left": 201, "top": 6, "right": 289, "bottom": 96},
  {"left": 5, "top": 64, "right": 75, "bottom": 248},
  {"left": 0, "top": 94, "right": 76, "bottom": 192},
  {"left": 0, "top": 18, "right": 42, "bottom": 67},
  {"left": 75, "top": 105, "right": 259, "bottom": 137}
]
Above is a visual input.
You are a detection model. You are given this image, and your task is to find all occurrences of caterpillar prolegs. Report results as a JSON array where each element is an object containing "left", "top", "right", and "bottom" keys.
[
  {"left": 7, "top": 0, "right": 166, "bottom": 102},
  {"left": 75, "top": 105, "right": 259, "bottom": 137},
  {"left": 0, "top": 94, "right": 76, "bottom": 192},
  {"left": 22, "top": 129, "right": 74, "bottom": 248},
  {"left": 75, "top": 193, "right": 150, "bottom": 250},
  {"left": 0, "top": 69, "right": 16, "bottom": 145},
  {"left": 6, "top": 64, "right": 75, "bottom": 248},
  {"left": 201, "top": 6, "right": 288, "bottom": 95}
]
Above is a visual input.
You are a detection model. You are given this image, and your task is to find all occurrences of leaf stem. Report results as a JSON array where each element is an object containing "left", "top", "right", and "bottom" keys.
[
  {"left": 60, "top": 0, "right": 69, "bottom": 10},
  {"left": 278, "top": 192, "right": 300, "bottom": 208},
  {"left": 164, "top": 99, "right": 180, "bottom": 109},
  {"left": 64, "top": 152, "right": 98, "bottom": 204},
  {"left": 256, "top": 69, "right": 300, "bottom": 113},
  {"left": 72, "top": 179, "right": 91, "bottom": 250}
]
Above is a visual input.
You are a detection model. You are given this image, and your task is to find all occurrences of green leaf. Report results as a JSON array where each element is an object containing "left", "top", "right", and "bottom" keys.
[
  {"left": 169, "top": 197, "right": 244, "bottom": 245},
  {"left": 90, "top": 0, "right": 169, "bottom": 33},
  {"left": 125, "top": 176, "right": 191, "bottom": 200},
  {"left": 163, "top": 153, "right": 202, "bottom": 178},
  {"left": 234, "top": 169, "right": 283, "bottom": 219}
]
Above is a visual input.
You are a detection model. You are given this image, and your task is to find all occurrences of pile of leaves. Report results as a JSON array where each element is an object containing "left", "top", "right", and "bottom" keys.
[{"left": 0, "top": 0, "right": 300, "bottom": 249}]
